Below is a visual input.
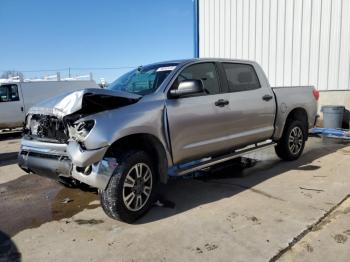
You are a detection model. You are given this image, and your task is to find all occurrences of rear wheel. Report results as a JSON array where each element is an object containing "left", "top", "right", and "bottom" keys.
[
  {"left": 275, "top": 120, "right": 306, "bottom": 161},
  {"left": 100, "top": 150, "right": 156, "bottom": 223}
]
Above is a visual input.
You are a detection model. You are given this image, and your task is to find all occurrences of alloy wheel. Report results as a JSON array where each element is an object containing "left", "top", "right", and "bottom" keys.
[
  {"left": 122, "top": 163, "right": 153, "bottom": 211},
  {"left": 288, "top": 126, "right": 303, "bottom": 155}
]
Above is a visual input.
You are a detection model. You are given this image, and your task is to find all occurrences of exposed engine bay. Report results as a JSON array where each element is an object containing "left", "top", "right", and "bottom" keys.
[
  {"left": 24, "top": 89, "right": 141, "bottom": 144},
  {"left": 24, "top": 114, "right": 69, "bottom": 143}
]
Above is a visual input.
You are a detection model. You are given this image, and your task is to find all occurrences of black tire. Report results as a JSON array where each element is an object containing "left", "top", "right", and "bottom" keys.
[
  {"left": 100, "top": 150, "right": 157, "bottom": 223},
  {"left": 275, "top": 120, "right": 306, "bottom": 161}
]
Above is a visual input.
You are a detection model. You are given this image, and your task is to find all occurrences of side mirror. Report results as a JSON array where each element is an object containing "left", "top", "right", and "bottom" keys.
[{"left": 170, "top": 79, "right": 204, "bottom": 98}]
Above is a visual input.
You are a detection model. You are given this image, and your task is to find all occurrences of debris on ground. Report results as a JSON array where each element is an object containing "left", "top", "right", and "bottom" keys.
[
  {"left": 153, "top": 196, "right": 175, "bottom": 209},
  {"left": 247, "top": 216, "right": 259, "bottom": 222},
  {"left": 343, "top": 230, "right": 350, "bottom": 236},
  {"left": 193, "top": 243, "right": 218, "bottom": 254},
  {"left": 299, "top": 187, "right": 324, "bottom": 192},
  {"left": 245, "top": 215, "right": 261, "bottom": 225},
  {"left": 154, "top": 200, "right": 163, "bottom": 207},
  {"left": 61, "top": 198, "right": 73, "bottom": 204},
  {"left": 195, "top": 247, "right": 203, "bottom": 254},
  {"left": 310, "top": 128, "right": 350, "bottom": 142},
  {"left": 302, "top": 242, "right": 314, "bottom": 252},
  {"left": 239, "top": 157, "right": 258, "bottom": 168},
  {"left": 333, "top": 234, "right": 348, "bottom": 244},
  {"left": 74, "top": 219, "right": 104, "bottom": 225},
  {"left": 204, "top": 243, "right": 218, "bottom": 251}
]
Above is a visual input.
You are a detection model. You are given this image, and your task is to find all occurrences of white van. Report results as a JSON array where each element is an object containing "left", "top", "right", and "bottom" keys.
[{"left": 0, "top": 79, "right": 99, "bottom": 129}]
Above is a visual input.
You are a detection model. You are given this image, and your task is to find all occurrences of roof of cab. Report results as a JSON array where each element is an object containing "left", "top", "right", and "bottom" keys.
[{"left": 141, "top": 58, "right": 259, "bottom": 69}]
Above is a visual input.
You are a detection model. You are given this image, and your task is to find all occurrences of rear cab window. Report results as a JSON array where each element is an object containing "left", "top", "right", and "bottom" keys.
[
  {"left": 0, "top": 84, "right": 20, "bottom": 102},
  {"left": 171, "top": 62, "right": 221, "bottom": 95},
  {"left": 222, "top": 63, "right": 261, "bottom": 92}
]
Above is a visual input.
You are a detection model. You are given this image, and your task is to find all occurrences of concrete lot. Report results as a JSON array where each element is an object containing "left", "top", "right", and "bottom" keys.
[{"left": 0, "top": 135, "right": 349, "bottom": 262}]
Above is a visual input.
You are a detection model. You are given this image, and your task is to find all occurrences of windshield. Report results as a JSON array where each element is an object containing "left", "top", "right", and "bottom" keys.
[{"left": 108, "top": 63, "right": 178, "bottom": 95}]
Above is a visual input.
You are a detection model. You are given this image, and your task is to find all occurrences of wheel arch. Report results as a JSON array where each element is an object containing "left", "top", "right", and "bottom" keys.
[
  {"left": 105, "top": 133, "right": 169, "bottom": 184},
  {"left": 274, "top": 107, "right": 309, "bottom": 141},
  {"left": 286, "top": 107, "right": 308, "bottom": 124}
]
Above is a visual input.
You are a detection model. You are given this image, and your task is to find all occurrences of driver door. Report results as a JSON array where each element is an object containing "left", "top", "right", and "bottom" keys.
[{"left": 165, "top": 62, "right": 232, "bottom": 164}]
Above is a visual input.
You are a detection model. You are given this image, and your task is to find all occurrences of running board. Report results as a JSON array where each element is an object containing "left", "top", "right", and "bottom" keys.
[{"left": 176, "top": 141, "right": 276, "bottom": 176}]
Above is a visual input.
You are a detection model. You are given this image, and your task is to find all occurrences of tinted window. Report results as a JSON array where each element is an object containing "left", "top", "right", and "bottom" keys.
[
  {"left": 173, "top": 63, "right": 220, "bottom": 95},
  {"left": 223, "top": 63, "right": 260, "bottom": 92},
  {"left": 0, "top": 84, "right": 19, "bottom": 102}
]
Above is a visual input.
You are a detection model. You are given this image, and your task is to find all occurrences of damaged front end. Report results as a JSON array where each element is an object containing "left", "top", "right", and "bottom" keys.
[
  {"left": 18, "top": 88, "right": 141, "bottom": 189},
  {"left": 23, "top": 88, "right": 141, "bottom": 143},
  {"left": 23, "top": 114, "right": 69, "bottom": 143}
]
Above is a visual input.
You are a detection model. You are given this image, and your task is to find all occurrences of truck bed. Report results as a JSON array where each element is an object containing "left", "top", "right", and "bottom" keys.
[{"left": 271, "top": 85, "right": 318, "bottom": 140}]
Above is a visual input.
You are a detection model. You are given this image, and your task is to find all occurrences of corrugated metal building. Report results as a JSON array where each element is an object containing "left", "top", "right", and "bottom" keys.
[{"left": 195, "top": 0, "right": 350, "bottom": 108}]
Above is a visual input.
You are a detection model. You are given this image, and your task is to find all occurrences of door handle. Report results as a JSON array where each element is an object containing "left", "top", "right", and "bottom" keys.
[
  {"left": 262, "top": 94, "right": 273, "bottom": 101},
  {"left": 215, "top": 99, "right": 229, "bottom": 107},
  {"left": 21, "top": 106, "right": 24, "bottom": 112}
]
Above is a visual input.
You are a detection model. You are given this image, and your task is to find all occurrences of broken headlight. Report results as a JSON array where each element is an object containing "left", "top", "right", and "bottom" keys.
[{"left": 69, "top": 120, "right": 95, "bottom": 142}]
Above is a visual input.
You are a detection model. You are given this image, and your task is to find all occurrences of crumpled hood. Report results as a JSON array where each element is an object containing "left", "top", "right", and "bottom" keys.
[{"left": 28, "top": 88, "right": 142, "bottom": 118}]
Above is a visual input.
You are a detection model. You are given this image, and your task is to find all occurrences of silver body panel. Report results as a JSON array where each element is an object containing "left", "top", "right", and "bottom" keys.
[
  {"left": 18, "top": 59, "right": 318, "bottom": 189},
  {"left": 272, "top": 86, "right": 318, "bottom": 140}
]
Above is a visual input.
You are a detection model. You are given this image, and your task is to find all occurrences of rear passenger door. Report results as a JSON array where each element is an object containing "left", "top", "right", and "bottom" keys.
[{"left": 219, "top": 62, "right": 276, "bottom": 147}]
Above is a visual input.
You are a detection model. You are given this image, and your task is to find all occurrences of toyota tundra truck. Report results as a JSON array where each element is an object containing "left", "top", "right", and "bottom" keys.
[{"left": 18, "top": 59, "right": 319, "bottom": 222}]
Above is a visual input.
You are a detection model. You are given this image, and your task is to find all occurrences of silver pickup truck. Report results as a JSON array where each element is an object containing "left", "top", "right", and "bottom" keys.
[{"left": 18, "top": 59, "right": 318, "bottom": 222}]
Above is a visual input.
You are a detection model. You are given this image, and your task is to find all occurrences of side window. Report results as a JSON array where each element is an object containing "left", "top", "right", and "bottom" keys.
[
  {"left": 173, "top": 63, "right": 220, "bottom": 95},
  {"left": 223, "top": 63, "right": 261, "bottom": 92},
  {"left": 0, "top": 85, "right": 20, "bottom": 102}
]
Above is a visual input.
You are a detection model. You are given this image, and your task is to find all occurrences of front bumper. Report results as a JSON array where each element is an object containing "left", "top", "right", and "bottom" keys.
[{"left": 18, "top": 139, "right": 115, "bottom": 190}]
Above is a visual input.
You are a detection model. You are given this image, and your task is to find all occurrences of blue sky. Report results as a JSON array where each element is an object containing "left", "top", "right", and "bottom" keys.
[{"left": 0, "top": 0, "right": 194, "bottom": 83}]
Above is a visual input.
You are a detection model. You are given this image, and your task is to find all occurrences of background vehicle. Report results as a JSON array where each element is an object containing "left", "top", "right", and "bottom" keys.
[
  {"left": 0, "top": 77, "right": 98, "bottom": 129},
  {"left": 18, "top": 59, "right": 318, "bottom": 222}
]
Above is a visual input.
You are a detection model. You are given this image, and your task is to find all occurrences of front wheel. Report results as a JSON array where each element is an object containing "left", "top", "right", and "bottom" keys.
[
  {"left": 275, "top": 120, "right": 306, "bottom": 161},
  {"left": 100, "top": 150, "right": 156, "bottom": 223}
]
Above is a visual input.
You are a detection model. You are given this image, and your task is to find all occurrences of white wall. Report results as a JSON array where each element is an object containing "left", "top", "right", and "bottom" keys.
[{"left": 198, "top": 0, "right": 350, "bottom": 91}]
